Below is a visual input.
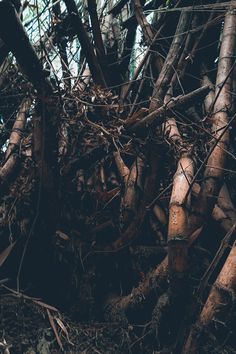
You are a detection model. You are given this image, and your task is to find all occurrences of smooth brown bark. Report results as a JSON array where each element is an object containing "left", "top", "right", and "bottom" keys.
[
  {"left": 5, "top": 97, "right": 32, "bottom": 161},
  {"left": 121, "top": 156, "right": 145, "bottom": 228},
  {"left": 183, "top": 235, "right": 236, "bottom": 354},
  {"left": 194, "top": 9, "right": 236, "bottom": 219}
]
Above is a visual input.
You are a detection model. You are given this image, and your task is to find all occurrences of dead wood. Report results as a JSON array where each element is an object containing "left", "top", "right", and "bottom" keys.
[{"left": 127, "top": 84, "right": 211, "bottom": 131}]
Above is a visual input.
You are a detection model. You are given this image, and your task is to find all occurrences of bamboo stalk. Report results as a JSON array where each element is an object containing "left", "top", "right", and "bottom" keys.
[
  {"left": 113, "top": 151, "right": 130, "bottom": 184},
  {"left": 64, "top": 0, "right": 107, "bottom": 87},
  {"left": 133, "top": 0, "right": 154, "bottom": 45},
  {"left": 128, "top": 85, "right": 210, "bottom": 131},
  {"left": 201, "top": 64, "right": 215, "bottom": 115},
  {"left": 5, "top": 97, "right": 32, "bottom": 161},
  {"left": 183, "top": 234, "right": 236, "bottom": 353},
  {"left": 149, "top": 11, "right": 191, "bottom": 111},
  {"left": 95, "top": 150, "right": 159, "bottom": 252},
  {"left": 122, "top": 0, "right": 162, "bottom": 29},
  {"left": 121, "top": 30, "right": 158, "bottom": 100},
  {"left": 195, "top": 8, "right": 236, "bottom": 218},
  {"left": 87, "top": 0, "right": 106, "bottom": 66},
  {"left": 162, "top": 90, "right": 194, "bottom": 277},
  {"left": 106, "top": 181, "right": 236, "bottom": 314},
  {"left": 119, "top": 25, "right": 137, "bottom": 80},
  {"left": 52, "top": 0, "right": 71, "bottom": 89},
  {"left": 0, "top": 1, "right": 52, "bottom": 93},
  {"left": 0, "top": 154, "right": 19, "bottom": 186},
  {"left": 121, "top": 156, "right": 145, "bottom": 228},
  {"left": 218, "top": 184, "right": 236, "bottom": 221},
  {"left": 168, "top": 154, "right": 194, "bottom": 276}
]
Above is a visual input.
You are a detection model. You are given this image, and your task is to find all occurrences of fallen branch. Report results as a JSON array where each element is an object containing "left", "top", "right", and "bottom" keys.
[{"left": 126, "top": 85, "right": 211, "bottom": 131}]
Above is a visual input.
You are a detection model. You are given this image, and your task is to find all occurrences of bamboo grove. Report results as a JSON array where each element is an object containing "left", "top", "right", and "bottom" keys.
[{"left": 0, "top": 0, "right": 236, "bottom": 353}]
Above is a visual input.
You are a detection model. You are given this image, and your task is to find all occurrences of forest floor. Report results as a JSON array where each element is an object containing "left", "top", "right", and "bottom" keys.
[
  {"left": 0, "top": 293, "right": 146, "bottom": 354},
  {"left": 0, "top": 291, "right": 235, "bottom": 354}
]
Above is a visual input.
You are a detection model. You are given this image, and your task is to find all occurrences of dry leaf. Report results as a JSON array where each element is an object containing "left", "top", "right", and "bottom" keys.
[
  {"left": 55, "top": 317, "right": 74, "bottom": 346},
  {"left": 47, "top": 309, "right": 64, "bottom": 351}
]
